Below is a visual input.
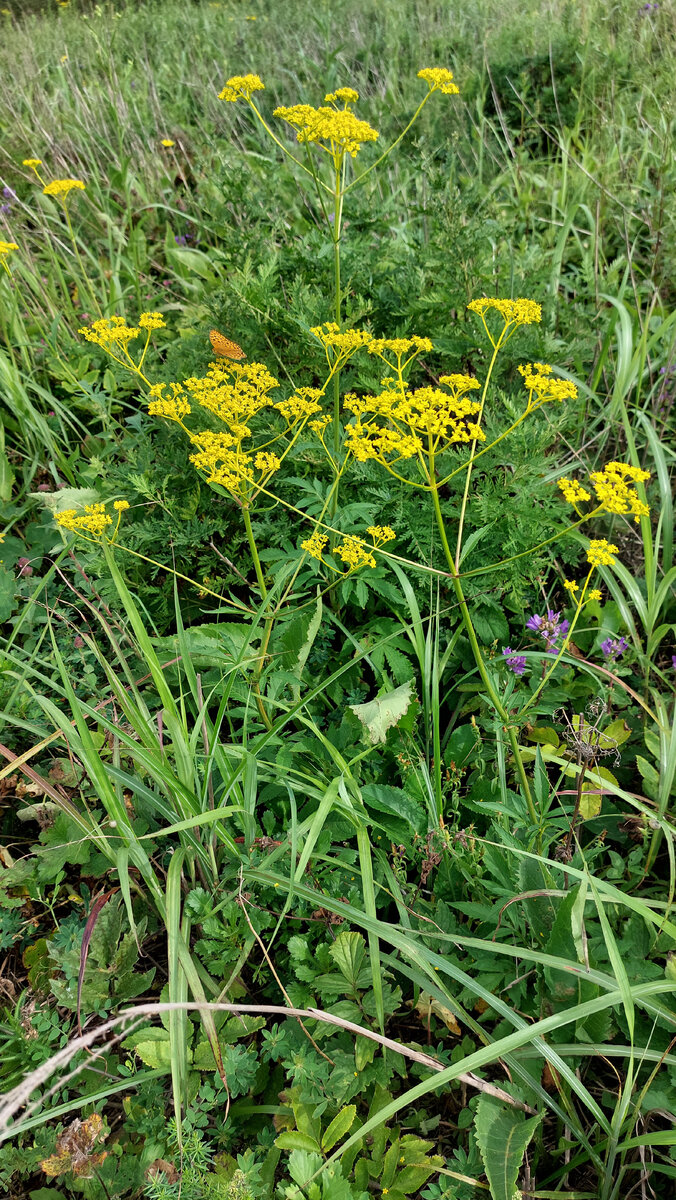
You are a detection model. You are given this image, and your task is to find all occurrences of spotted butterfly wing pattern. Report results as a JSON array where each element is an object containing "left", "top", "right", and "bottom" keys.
[{"left": 209, "top": 329, "right": 246, "bottom": 360}]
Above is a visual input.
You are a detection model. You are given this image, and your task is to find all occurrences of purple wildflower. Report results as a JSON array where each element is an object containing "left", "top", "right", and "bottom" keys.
[
  {"left": 503, "top": 647, "right": 527, "bottom": 676},
  {"left": 601, "top": 636, "right": 628, "bottom": 662},
  {"left": 174, "top": 233, "right": 188, "bottom": 245},
  {"left": 526, "top": 610, "right": 570, "bottom": 653},
  {"left": 671, "top": 654, "right": 676, "bottom": 669}
]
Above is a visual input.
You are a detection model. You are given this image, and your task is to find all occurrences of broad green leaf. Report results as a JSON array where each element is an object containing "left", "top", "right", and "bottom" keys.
[
  {"left": 474, "top": 1096, "right": 542, "bottom": 1200},
  {"left": 329, "top": 931, "right": 367, "bottom": 990},
  {"left": 361, "top": 783, "right": 425, "bottom": 834},
  {"left": 390, "top": 1161, "right": 443, "bottom": 1194},
  {"left": 133, "top": 1039, "right": 172, "bottom": 1070},
  {"left": 580, "top": 781, "right": 603, "bottom": 820},
  {"left": 599, "top": 719, "right": 632, "bottom": 749},
  {"left": 321, "top": 1105, "right": 356, "bottom": 1152},
  {"left": 350, "top": 680, "right": 414, "bottom": 744},
  {"left": 275, "top": 1132, "right": 322, "bottom": 1154},
  {"left": 524, "top": 726, "right": 560, "bottom": 748},
  {"left": 287, "top": 1150, "right": 323, "bottom": 1189}
]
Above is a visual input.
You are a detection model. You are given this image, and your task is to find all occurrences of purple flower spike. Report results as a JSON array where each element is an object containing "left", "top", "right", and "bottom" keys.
[
  {"left": 601, "top": 636, "right": 629, "bottom": 662},
  {"left": 503, "top": 647, "right": 527, "bottom": 676},
  {"left": 526, "top": 610, "right": 570, "bottom": 653}
]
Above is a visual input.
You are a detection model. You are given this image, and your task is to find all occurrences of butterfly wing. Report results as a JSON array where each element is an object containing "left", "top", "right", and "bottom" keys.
[{"left": 209, "top": 329, "right": 246, "bottom": 360}]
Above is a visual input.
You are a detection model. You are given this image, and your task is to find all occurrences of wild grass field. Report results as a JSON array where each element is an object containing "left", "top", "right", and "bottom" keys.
[{"left": 0, "top": 0, "right": 675, "bottom": 1197}]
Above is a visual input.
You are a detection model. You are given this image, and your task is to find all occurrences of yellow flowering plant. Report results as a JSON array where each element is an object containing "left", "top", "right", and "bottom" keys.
[{"left": 218, "top": 69, "right": 461, "bottom": 484}]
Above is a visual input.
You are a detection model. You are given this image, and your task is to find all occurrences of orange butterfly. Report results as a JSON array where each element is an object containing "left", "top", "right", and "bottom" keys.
[{"left": 209, "top": 328, "right": 246, "bottom": 360}]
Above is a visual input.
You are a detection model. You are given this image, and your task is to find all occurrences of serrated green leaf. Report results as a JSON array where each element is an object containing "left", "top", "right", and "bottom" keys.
[
  {"left": 329, "top": 931, "right": 367, "bottom": 991},
  {"left": 321, "top": 1105, "right": 356, "bottom": 1152},
  {"left": 350, "top": 680, "right": 414, "bottom": 744},
  {"left": 474, "top": 1097, "right": 542, "bottom": 1200}
]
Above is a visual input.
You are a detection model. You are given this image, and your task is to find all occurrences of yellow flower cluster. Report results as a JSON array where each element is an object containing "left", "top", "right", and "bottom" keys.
[
  {"left": 43, "top": 179, "right": 85, "bottom": 198},
  {"left": 518, "top": 363, "right": 578, "bottom": 405},
  {"left": 153, "top": 360, "right": 322, "bottom": 500},
  {"left": 274, "top": 101, "right": 379, "bottom": 159},
  {"left": 417, "top": 68, "right": 460, "bottom": 95},
  {"left": 180, "top": 361, "right": 279, "bottom": 430},
  {"left": 147, "top": 382, "right": 191, "bottom": 421},
  {"left": 586, "top": 539, "right": 618, "bottom": 569},
  {"left": 80, "top": 316, "right": 141, "bottom": 346},
  {"left": 138, "top": 311, "right": 166, "bottom": 330},
  {"left": 589, "top": 461, "right": 650, "bottom": 523},
  {"left": 275, "top": 388, "right": 323, "bottom": 422},
  {"left": 219, "top": 74, "right": 265, "bottom": 102},
  {"left": 0, "top": 241, "right": 18, "bottom": 257},
  {"left": 325, "top": 87, "right": 360, "bottom": 105},
  {"left": 588, "top": 588, "right": 603, "bottom": 601},
  {"left": 468, "top": 297, "right": 542, "bottom": 325},
  {"left": 368, "top": 336, "right": 434, "bottom": 356},
  {"left": 23, "top": 158, "right": 42, "bottom": 168},
  {"left": 344, "top": 376, "right": 484, "bottom": 468},
  {"left": 558, "top": 477, "right": 592, "bottom": 507},
  {"left": 301, "top": 529, "right": 329, "bottom": 560},
  {"left": 301, "top": 525, "right": 395, "bottom": 572},
  {"left": 335, "top": 534, "right": 376, "bottom": 570},
  {"left": 558, "top": 461, "right": 650, "bottom": 524},
  {"left": 55, "top": 499, "right": 129, "bottom": 538},
  {"left": 189, "top": 433, "right": 281, "bottom": 493},
  {"left": 80, "top": 313, "right": 166, "bottom": 350},
  {"left": 161, "top": 139, "right": 175, "bottom": 148},
  {"left": 311, "top": 323, "right": 375, "bottom": 356},
  {"left": 366, "top": 525, "right": 396, "bottom": 544}
]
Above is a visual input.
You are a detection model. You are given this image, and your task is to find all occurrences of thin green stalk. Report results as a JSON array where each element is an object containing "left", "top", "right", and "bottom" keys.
[
  {"left": 242, "top": 504, "right": 267, "bottom": 599},
  {"left": 454, "top": 335, "right": 502, "bottom": 570},
  {"left": 429, "top": 465, "right": 536, "bottom": 822}
]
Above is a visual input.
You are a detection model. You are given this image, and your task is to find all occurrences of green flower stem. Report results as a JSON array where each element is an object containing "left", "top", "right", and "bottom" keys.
[
  {"left": 429, "top": 458, "right": 536, "bottom": 821},
  {"left": 453, "top": 333, "right": 503, "bottom": 571},
  {"left": 242, "top": 504, "right": 267, "bottom": 600},
  {"left": 62, "top": 200, "right": 102, "bottom": 319},
  {"left": 247, "top": 101, "right": 330, "bottom": 188},
  {"left": 343, "top": 91, "right": 432, "bottom": 194},
  {"left": 241, "top": 502, "right": 274, "bottom": 728},
  {"left": 330, "top": 159, "right": 346, "bottom": 518}
]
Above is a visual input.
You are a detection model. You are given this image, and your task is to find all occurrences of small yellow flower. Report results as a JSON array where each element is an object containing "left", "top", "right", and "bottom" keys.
[
  {"left": 588, "top": 589, "right": 602, "bottom": 602},
  {"left": 43, "top": 178, "right": 85, "bottom": 197},
  {"left": 586, "top": 539, "right": 619, "bottom": 569},
  {"left": 518, "top": 363, "right": 578, "bottom": 405},
  {"left": 0, "top": 241, "right": 18, "bottom": 257},
  {"left": 311, "top": 323, "right": 374, "bottom": 355},
  {"left": 219, "top": 74, "right": 265, "bottom": 102},
  {"left": 113, "top": 500, "right": 130, "bottom": 512},
  {"left": 334, "top": 535, "right": 376, "bottom": 571},
  {"left": 147, "top": 383, "right": 191, "bottom": 421},
  {"left": 558, "top": 477, "right": 592, "bottom": 506},
  {"left": 301, "top": 530, "right": 329, "bottom": 561},
  {"left": 138, "top": 311, "right": 166, "bottom": 330},
  {"left": 468, "top": 297, "right": 542, "bottom": 326},
  {"left": 161, "top": 139, "right": 175, "bottom": 148},
  {"left": 325, "top": 87, "right": 359, "bottom": 105},
  {"left": 80, "top": 316, "right": 140, "bottom": 347},
  {"left": 366, "top": 525, "right": 396, "bottom": 545},
  {"left": 417, "top": 67, "right": 460, "bottom": 96},
  {"left": 274, "top": 101, "right": 378, "bottom": 160},
  {"left": 22, "top": 158, "right": 42, "bottom": 168},
  {"left": 254, "top": 451, "right": 281, "bottom": 474},
  {"left": 589, "top": 460, "right": 650, "bottom": 524},
  {"left": 55, "top": 503, "right": 113, "bottom": 538},
  {"left": 563, "top": 579, "right": 579, "bottom": 594}
]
